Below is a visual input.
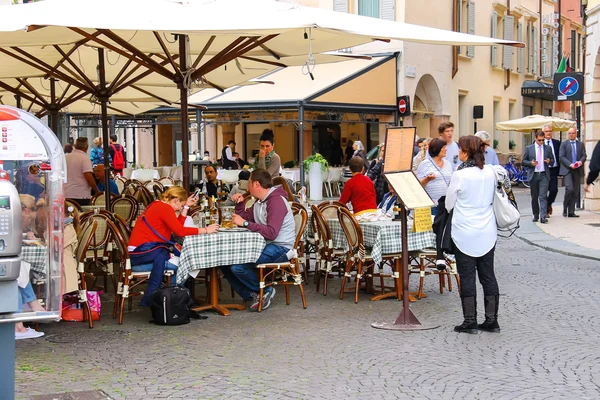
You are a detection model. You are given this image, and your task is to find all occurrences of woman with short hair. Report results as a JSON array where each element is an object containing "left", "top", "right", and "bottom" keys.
[
  {"left": 351, "top": 140, "right": 369, "bottom": 173},
  {"left": 446, "top": 136, "right": 500, "bottom": 334},
  {"left": 129, "top": 186, "right": 219, "bottom": 306},
  {"left": 417, "top": 138, "right": 453, "bottom": 215},
  {"left": 90, "top": 137, "right": 110, "bottom": 167}
]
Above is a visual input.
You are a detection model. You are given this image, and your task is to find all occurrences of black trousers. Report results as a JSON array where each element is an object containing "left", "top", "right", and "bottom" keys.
[
  {"left": 563, "top": 170, "right": 582, "bottom": 214},
  {"left": 547, "top": 167, "right": 559, "bottom": 206},
  {"left": 453, "top": 242, "right": 498, "bottom": 299}
]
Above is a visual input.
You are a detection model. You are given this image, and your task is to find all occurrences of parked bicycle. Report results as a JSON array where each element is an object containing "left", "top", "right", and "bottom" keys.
[{"left": 504, "top": 155, "right": 530, "bottom": 188}]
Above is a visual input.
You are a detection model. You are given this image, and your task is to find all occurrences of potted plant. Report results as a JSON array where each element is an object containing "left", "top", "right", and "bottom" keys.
[
  {"left": 508, "top": 140, "right": 516, "bottom": 150},
  {"left": 493, "top": 139, "right": 499, "bottom": 150},
  {"left": 304, "top": 153, "right": 329, "bottom": 201},
  {"left": 303, "top": 153, "right": 329, "bottom": 172}
]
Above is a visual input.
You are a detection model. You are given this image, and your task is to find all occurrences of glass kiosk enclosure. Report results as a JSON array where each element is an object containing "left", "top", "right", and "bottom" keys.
[{"left": 0, "top": 105, "right": 65, "bottom": 324}]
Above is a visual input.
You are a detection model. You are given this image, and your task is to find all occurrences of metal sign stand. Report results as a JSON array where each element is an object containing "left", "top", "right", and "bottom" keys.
[
  {"left": 371, "top": 201, "right": 439, "bottom": 331},
  {"left": 372, "top": 125, "right": 439, "bottom": 331}
]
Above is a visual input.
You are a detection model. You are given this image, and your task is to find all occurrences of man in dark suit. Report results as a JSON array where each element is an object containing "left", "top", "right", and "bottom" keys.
[
  {"left": 542, "top": 124, "right": 561, "bottom": 217},
  {"left": 522, "top": 131, "right": 554, "bottom": 223},
  {"left": 559, "top": 127, "right": 587, "bottom": 217}
]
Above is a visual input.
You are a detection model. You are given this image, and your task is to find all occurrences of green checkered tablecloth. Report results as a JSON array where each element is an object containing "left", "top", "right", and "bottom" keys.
[
  {"left": 177, "top": 230, "right": 266, "bottom": 284},
  {"left": 21, "top": 245, "right": 47, "bottom": 277},
  {"left": 326, "top": 219, "right": 436, "bottom": 265}
]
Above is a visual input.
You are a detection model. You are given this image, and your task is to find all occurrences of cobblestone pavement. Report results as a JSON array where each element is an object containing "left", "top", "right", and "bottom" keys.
[{"left": 15, "top": 235, "right": 600, "bottom": 400}]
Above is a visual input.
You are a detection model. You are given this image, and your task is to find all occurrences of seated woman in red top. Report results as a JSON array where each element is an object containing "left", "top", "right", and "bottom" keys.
[
  {"left": 129, "top": 186, "right": 219, "bottom": 307},
  {"left": 339, "top": 156, "right": 378, "bottom": 215}
]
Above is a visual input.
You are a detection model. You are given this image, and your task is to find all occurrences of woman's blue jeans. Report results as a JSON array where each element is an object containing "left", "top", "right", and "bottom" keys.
[
  {"left": 18, "top": 282, "right": 37, "bottom": 312},
  {"left": 220, "top": 243, "right": 290, "bottom": 301},
  {"left": 130, "top": 242, "right": 178, "bottom": 307}
]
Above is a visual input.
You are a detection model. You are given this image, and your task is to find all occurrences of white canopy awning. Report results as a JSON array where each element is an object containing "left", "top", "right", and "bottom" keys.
[
  {"left": 496, "top": 115, "right": 576, "bottom": 132},
  {"left": 0, "top": 0, "right": 524, "bottom": 116}
]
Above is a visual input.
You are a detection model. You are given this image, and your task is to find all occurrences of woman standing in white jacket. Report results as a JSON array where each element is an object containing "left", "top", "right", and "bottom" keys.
[{"left": 446, "top": 136, "right": 500, "bottom": 334}]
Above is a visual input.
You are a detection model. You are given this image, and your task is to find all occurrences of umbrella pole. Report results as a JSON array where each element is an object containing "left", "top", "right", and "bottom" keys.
[
  {"left": 299, "top": 102, "right": 304, "bottom": 187},
  {"left": 98, "top": 48, "right": 111, "bottom": 209},
  {"left": 179, "top": 35, "right": 190, "bottom": 191}
]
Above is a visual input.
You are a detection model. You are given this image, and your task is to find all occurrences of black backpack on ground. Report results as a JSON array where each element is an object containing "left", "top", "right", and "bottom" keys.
[{"left": 149, "top": 286, "right": 205, "bottom": 325}]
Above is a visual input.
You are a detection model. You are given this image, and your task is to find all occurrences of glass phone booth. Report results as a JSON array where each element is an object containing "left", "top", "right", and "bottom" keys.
[{"left": 0, "top": 106, "right": 65, "bottom": 396}]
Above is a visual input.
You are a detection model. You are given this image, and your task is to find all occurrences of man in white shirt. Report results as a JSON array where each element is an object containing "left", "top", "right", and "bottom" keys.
[
  {"left": 221, "top": 140, "right": 238, "bottom": 170},
  {"left": 64, "top": 137, "right": 99, "bottom": 206},
  {"left": 439, "top": 121, "right": 460, "bottom": 171},
  {"left": 522, "top": 131, "right": 554, "bottom": 223},
  {"left": 543, "top": 124, "right": 561, "bottom": 216}
]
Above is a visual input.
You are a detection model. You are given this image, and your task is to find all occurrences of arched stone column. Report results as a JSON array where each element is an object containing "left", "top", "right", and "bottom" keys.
[{"left": 585, "top": 3, "right": 600, "bottom": 210}]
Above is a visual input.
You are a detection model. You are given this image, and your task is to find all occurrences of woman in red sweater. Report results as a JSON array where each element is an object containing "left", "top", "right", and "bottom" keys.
[
  {"left": 339, "top": 156, "right": 377, "bottom": 215},
  {"left": 129, "top": 186, "right": 219, "bottom": 306}
]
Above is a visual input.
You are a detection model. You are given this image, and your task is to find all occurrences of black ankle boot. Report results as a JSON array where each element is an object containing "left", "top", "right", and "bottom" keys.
[
  {"left": 454, "top": 297, "right": 478, "bottom": 334},
  {"left": 478, "top": 295, "right": 500, "bottom": 333}
]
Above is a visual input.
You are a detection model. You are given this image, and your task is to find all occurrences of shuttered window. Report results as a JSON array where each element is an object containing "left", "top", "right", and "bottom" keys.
[
  {"left": 502, "top": 15, "right": 514, "bottom": 70},
  {"left": 380, "top": 0, "right": 394, "bottom": 21},
  {"left": 333, "top": 0, "right": 348, "bottom": 13},
  {"left": 466, "top": 0, "right": 475, "bottom": 58},
  {"left": 358, "top": 0, "right": 393, "bottom": 20},
  {"left": 491, "top": 12, "right": 498, "bottom": 67},
  {"left": 533, "top": 25, "right": 539, "bottom": 76},
  {"left": 517, "top": 22, "right": 524, "bottom": 73},
  {"left": 358, "top": 0, "right": 379, "bottom": 18}
]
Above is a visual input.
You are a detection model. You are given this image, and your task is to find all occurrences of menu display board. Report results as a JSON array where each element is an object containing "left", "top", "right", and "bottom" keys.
[
  {"left": 385, "top": 171, "right": 434, "bottom": 209},
  {"left": 383, "top": 127, "right": 416, "bottom": 173},
  {"left": 0, "top": 119, "right": 48, "bottom": 160}
]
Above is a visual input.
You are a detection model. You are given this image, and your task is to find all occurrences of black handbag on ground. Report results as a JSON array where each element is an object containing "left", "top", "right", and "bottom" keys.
[{"left": 149, "top": 286, "right": 205, "bottom": 325}]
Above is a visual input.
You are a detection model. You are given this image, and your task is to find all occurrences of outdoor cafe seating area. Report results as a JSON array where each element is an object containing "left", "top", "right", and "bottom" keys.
[{"left": 20, "top": 167, "right": 461, "bottom": 330}]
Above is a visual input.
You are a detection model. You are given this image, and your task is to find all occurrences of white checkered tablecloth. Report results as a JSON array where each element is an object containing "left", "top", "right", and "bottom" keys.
[
  {"left": 177, "top": 231, "right": 266, "bottom": 284},
  {"left": 326, "top": 219, "right": 436, "bottom": 266},
  {"left": 21, "top": 245, "right": 47, "bottom": 276}
]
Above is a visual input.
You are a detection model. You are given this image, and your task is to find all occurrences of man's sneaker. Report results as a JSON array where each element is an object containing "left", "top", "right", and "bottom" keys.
[{"left": 250, "top": 288, "right": 276, "bottom": 311}]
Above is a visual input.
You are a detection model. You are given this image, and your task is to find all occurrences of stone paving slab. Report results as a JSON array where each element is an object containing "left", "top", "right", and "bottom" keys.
[
  {"left": 13, "top": 235, "right": 600, "bottom": 400},
  {"left": 513, "top": 187, "right": 600, "bottom": 260}
]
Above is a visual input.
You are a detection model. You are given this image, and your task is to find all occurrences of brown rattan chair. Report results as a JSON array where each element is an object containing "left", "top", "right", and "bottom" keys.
[
  {"left": 145, "top": 180, "right": 164, "bottom": 199},
  {"left": 409, "top": 250, "right": 460, "bottom": 299},
  {"left": 336, "top": 207, "right": 376, "bottom": 303},
  {"left": 90, "top": 191, "right": 117, "bottom": 206},
  {"left": 80, "top": 210, "right": 118, "bottom": 293},
  {"left": 256, "top": 204, "right": 308, "bottom": 312},
  {"left": 159, "top": 176, "right": 174, "bottom": 186},
  {"left": 110, "top": 194, "right": 138, "bottom": 227},
  {"left": 73, "top": 219, "right": 98, "bottom": 329},
  {"left": 112, "top": 225, "right": 173, "bottom": 325},
  {"left": 311, "top": 205, "right": 346, "bottom": 295}
]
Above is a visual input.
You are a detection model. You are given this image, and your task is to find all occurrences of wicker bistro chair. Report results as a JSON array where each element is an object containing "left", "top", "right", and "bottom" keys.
[
  {"left": 336, "top": 207, "right": 376, "bottom": 303},
  {"left": 110, "top": 195, "right": 138, "bottom": 227},
  {"left": 159, "top": 176, "right": 174, "bottom": 186},
  {"left": 91, "top": 192, "right": 117, "bottom": 206},
  {"left": 311, "top": 205, "right": 346, "bottom": 295},
  {"left": 144, "top": 180, "right": 164, "bottom": 199},
  {"left": 73, "top": 220, "right": 98, "bottom": 329},
  {"left": 408, "top": 249, "right": 460, "bottom": 299},
  {"left": 256, "top": 203, "right": 308, "bottom": 312},
  {"left": 112, "top": 228, "right": 173, "bottom": 325},
  {"left": 79, "top": 210, "right": 118, "bottom": 293},
  {"left": 65, "top": 199, "right": 82, "bottom": 213},
  {"left": 114, "top": 176, "right": 126, "bottom": 194}
]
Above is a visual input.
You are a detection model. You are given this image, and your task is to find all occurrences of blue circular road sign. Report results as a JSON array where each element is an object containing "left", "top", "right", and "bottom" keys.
[{"left": 558, "top": 77, "right": 579, "bottom": 97}]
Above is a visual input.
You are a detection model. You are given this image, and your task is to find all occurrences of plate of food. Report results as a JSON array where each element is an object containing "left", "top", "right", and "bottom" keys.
[
  {"left": 22, "top": 239, "right": 42, "bottom": 246},
  {"left": 219, "top": 227, "right": 249, "bottom": 232}
]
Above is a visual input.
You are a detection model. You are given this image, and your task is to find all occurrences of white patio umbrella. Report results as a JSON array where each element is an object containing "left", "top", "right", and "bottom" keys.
[
  {"left": 0, "top": 0, "right": 524, "bottom": 199},
  {"left": 496, "top": 115, "right": 576, "bottom": 132}
]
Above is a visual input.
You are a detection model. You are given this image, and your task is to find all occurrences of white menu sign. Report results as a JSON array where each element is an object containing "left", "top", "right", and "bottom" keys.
[{"left": 0, "top": 119, "right": 48, "bottom": 160}]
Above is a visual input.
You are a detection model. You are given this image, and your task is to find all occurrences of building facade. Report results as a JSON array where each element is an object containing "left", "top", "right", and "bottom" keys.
[{"left": 585, "top": 0, "right": 600, "bottom": 210}]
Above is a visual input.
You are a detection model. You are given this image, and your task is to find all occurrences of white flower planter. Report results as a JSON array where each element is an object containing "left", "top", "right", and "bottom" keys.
[{"left": 309, "top": 161, "right": 323, "bottom": 201}]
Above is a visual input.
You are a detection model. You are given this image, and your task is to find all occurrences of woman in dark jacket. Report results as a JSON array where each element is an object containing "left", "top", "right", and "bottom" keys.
[{"left": 352, "top": 140, "right": 369, "bottom": 173}]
